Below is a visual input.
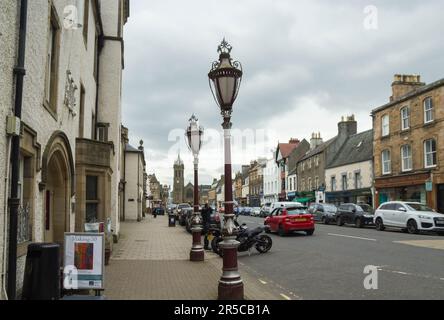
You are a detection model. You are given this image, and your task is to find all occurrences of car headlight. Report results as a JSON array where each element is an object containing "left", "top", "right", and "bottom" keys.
[{"left": 418, "top": 215, "right": 432, "bottom": 220}]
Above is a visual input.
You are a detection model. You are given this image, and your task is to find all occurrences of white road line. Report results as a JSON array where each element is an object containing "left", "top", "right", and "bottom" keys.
[
  {"left": 258, "top": 279, "right": 267, "bottom": 285},
  {"left": 280, "top": 294, "right": 291, "bottom": 300},
  {"left": 328, "top": 233, "right": 377, "bottom": 242}
]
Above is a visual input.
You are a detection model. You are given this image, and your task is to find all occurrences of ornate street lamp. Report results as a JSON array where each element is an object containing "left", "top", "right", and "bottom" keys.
[
  {"left": 185, "top": 114, "right": 204, "bottom": 261},
  {"left": 208, "top": 38, "right": 244, "bottom": 300}
]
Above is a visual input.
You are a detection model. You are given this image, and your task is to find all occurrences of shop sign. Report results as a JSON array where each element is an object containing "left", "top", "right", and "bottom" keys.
[{"left": 425, "top": 181, "right": 433, "bottom": 192}]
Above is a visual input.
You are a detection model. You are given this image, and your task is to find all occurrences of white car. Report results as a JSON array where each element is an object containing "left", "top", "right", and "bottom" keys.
[{"left": 374, "top": 201, "right": 444, "bottom": 235}]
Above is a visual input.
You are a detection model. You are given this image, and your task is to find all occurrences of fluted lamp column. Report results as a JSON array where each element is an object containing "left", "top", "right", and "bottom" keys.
[
  {"left": 208, "top": 39, "right": 244, "bottom": 300},
  {"left": 186, "top": 114, "right": 205, "bottom": 262}
]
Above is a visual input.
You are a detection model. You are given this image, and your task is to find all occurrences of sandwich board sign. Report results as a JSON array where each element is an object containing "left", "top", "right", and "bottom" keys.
[{"left": 64, "top": 233, "right": 105, "bottom": 290}]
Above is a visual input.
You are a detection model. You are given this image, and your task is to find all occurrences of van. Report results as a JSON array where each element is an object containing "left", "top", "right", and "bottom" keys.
[{"left": 270, "top": 201, "right": 303, "bottom": 212}]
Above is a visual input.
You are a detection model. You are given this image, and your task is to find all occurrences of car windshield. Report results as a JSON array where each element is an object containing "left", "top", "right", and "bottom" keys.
[
  {"left": 405, "top": 203, "right": 434, "bottom": 212},
  {"left": 357, "top": 205, "right": 373, "bottom": 214},
  {"left": 286, "top": 207, "right": 308, "bottom": 215},
  {"left": 178, "top": 204, "right": 190, "bottom": 209},
  {"left": 323, "top": 205, "right": 337, "bottom": 212}
]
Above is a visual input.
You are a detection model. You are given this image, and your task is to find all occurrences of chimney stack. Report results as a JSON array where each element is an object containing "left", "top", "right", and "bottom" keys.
[
  {"left": 289, "top": 138, "right": 300, "bottom": 145},
  {"left": 338, "top": 115, "right": 357, "bottom": 139},
  {"left": 391, "top": 74, "right": 425, "bottom": 101},
  {"left": 310, "top": 132, "right": 323, "bottom": 149}
]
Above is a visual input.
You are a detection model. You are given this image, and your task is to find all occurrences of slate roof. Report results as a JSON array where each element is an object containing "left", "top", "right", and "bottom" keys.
[
  {"left": 299, "top": 137, "right": 336, "bottom": 162},
  {"left": 125, "top": 143, "right": 141, "bottom": 152},
  {"left": 326, "top": 129, "right": 374, "bottom": 169}
]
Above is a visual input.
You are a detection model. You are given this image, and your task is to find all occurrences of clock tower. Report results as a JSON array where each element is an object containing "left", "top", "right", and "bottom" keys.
[{"left": 173, "top": 153, "right": 184, "bottom": 203}]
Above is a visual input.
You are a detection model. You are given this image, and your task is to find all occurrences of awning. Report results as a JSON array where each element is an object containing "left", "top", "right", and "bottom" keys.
[{"left": 293, "top": 197, "right": 314, "bottom": 203}]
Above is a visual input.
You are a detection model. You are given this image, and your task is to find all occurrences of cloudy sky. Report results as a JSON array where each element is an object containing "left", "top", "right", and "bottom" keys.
[{"left": 122, "top": 0, "right": 444, "bottom": 187}]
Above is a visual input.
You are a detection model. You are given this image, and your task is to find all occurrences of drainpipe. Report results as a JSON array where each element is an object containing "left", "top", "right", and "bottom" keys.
[{"left": 7, "top": 0, "right": 28, "bottom": 300}]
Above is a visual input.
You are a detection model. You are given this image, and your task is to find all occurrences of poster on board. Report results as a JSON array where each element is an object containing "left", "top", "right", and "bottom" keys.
[{"left": 64, "top": 233, "right": 105, "bottom": 290}]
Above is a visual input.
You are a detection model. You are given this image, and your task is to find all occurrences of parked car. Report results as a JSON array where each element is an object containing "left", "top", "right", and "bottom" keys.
[
  {"left": 374, "top": 201, "right": 444, "bottom": 235},
  {"left": 153, "top": 207, "right": 165, "bottom": 216},
  {"left": 251, "top": 207, "right": 261, "bottom": 217},
  {"left": 179, "top": 207, "right": 193, "bottom": 226},
  {"left": 175, "top": 203, "right": 192, "bottom": 220},
  {"left": 260, "top": 203, "right": 272, "bottom": 217},
  {"left": 336, "top": 203, "right": 374, "bottom": 228},
  {"left": 167, "top": 204, "right": 177, "bottom": 214},
  {"left": 270, "top": 201, "right": 303, "bottom": 212},
  {"left": 186, "top": 207, "right": 221, "bottom": 233},
  {"left": 264, "top": 205, "right": 315, "bottom": 236},
  {"left": 241, "top": 207, "right": 252, "bottom": 216},
  {"left": 309, "top": 203, "right": 338, "bottom": 224}
]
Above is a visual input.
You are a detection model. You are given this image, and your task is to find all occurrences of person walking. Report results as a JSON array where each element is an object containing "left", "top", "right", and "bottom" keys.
[{"left": 201, "top": 203, "right": 212, "bottom": 250}]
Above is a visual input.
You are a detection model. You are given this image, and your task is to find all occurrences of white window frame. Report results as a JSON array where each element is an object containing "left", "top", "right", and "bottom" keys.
[
  {"left": 382, "top": 115, "right": 390, "bottom": 137},
  {"left": 401, "top": 145, "right": 412, "bottom": 172},
  {"left": 424, "top": 97, "right": 434, "bottom": 124},
  {"left": 401, "top": 106, "right": 410, "bottom": 130},
  {"left": 424, "top": 139, "right": 437, "bottom": 168},
  {"left": 382, "top": 150, "right": 391, "bottom": 174}
]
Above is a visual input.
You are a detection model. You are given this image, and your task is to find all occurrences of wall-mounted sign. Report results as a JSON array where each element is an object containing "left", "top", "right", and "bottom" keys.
[
  {"left": 425, "top": 181, "right": 433, "bottom": 192},
  {"left": 64, "top": 233, "right": 105, "bottom": 290}
]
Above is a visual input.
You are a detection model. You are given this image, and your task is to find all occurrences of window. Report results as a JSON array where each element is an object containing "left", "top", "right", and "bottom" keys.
[
  {"left": 308, "top": 159, "right": 312, "bottom": 169},
  {"left": 382, "top": 150, "right": 391, "bottom": 174},
  {"left": 401, "top": 107, "right": 410, "bottom": 130},
  {"left": 424, "top": 98, "right": 434, "bottom": 123},
  {"left": 97, "top": 123, "right": 109, "bottom": 142},
  {"left": 83, "top": 0, "right": 90, "bottom": 46},
  {"left": 44, "top": 6, "right": 60, "bottom": 112},
  {"left": 341, "top": 174, "right": 347, "bottom": 191},
  {"left": 424, "top": 139, "right": 437, "bottom": 168},
  {"left": 315, "top": 177, "right": 319, "bottom": 190},
  {"left": 401, "top": 145, "right": 412, "bottom": 172},
  {"left": 354, "top": 172, "right": 361, "bottom": 189},
  {"left": 382, "top": 115, "right": 390, "bottom": 137},
  {"left": 331, "top": 176, "right": 336, "bottom": 191},
  {"left": 315, "top": 156, "right": 319, "bottom": 167},
  {"left": 86, "top": 175, "right": 99, "bottom": 223},
  {"left": 79, "top": 85, "right": 85, "bottom": 138},
  {"left": 308, "top": 178, "right": 312, "bottom": 191}
]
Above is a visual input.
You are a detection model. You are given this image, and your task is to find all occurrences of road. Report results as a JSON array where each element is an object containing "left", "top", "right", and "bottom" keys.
[{"left": 236, "top": 215, "right": 444, "bottom": 300}]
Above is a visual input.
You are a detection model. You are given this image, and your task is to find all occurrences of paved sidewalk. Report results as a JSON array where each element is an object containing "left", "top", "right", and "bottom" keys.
[{"left": 104, "top": 215, "right": 284, "bottom": 300}]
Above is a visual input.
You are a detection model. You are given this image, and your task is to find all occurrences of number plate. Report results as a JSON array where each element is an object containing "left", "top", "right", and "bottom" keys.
[{"left": 293, "top": 218, "right": 306, "bottom": 222}]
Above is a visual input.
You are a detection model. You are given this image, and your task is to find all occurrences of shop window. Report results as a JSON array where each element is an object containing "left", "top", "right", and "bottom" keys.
[
  {"left": 382, "top": 150, "right": 391, "bottom": 174},
  {"left": 424, "top": 139, "right": 437, "bottom": 168},
  {"left": 401, "top": 145, "right": 412, "bottom": 172}
]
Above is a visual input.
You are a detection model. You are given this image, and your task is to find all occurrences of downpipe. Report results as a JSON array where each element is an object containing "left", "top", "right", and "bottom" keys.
[{"left": 2, "top": 137, "right": 12, "bottom": 300}]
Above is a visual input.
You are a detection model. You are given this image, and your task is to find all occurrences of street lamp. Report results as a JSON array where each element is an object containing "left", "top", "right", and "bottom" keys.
[
  {"left": 208, "top": 38, "right": 244, "bottom": 300},
  {"left": 186, "top": 114, "right": 204, "bottom": 262}
]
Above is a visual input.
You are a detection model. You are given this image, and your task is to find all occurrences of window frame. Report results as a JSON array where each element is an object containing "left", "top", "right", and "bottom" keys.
[
  {"left": 401, "top": 144, "right": 413, "bottom": 172},
  {"left": 424, "top": 97, "right": 434, "bottom": 124},
  {"left": 381, "top": 114, "right": 390, "bottom": 137},
  {"left": 382, "top": 150, "right": 391, "bottom": 175},
  {"left": 400, "top": 106, "right": 410, "bottom": 131},
  {"left": 424, "top": 139, "right": 437, "bottom": 168}
]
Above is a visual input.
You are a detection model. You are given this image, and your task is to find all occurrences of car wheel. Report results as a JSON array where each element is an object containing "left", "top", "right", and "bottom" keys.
[
  {"left": 355, "top": 218, "right": 363, "bottom": 228},
  {"left": 375, "top": 218, "right": 385, "bottom": 231},
  {"left": 212, "top": 237, "right": 223, "bottom": 255},
  {"left": 264, "top": 224, "right": 271, "bottom": 234},
  {"left": 336, "top": 216, "right": 344, "bottom": 226},
  {"left": 306, "top": 230, "right": 314, "bottom": 236},
  {"left": 278, "top": 224, "right": 286, "bottom": 237},
  {"left": 407, "top": 220, "right": 419, "bottom": 234}
]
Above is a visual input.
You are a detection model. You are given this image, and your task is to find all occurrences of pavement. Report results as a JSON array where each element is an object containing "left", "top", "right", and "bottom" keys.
[
  {"left": 104, "top": 215, "right": 287, "bottom": 300},
  {"left": 237, "top": 215, "right": 444, "bottom": 300}
]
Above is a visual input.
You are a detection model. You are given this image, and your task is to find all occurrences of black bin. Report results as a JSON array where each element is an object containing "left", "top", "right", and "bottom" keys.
[
  {"left": 22, "top": 243, "right": 61, "bottom": 300},
  {"left": 168, "top": 214, "right": 176, "bottom": 227}
]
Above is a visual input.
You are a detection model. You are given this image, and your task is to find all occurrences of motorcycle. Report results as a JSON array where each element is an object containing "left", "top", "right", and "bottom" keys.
[{"left": 211, "top": 223, "right": 272, "bottom": 256}]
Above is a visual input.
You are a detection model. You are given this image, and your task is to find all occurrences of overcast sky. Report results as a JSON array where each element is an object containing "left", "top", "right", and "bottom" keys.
[{"left": 122, "top": 0, "right": 444, "bottom": 187}]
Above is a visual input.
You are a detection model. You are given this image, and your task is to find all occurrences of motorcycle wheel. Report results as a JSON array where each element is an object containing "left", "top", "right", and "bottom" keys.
[
  {"left": 255, "top": 235, "right": 272, "bottom": 253},
  {"left": 212, "top": 237, "right": 224, "bottom": 257}
]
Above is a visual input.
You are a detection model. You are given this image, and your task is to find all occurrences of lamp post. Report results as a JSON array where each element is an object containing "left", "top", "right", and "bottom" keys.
[
  {"left": 208, "top": 39, "right": 244, "bottom": 300},
  {"left": 186, "top": 114, "right": 204, "bottom": 261}
]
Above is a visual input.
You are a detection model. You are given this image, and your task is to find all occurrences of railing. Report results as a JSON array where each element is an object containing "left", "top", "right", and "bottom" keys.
[{"left": 18, "top": 203, "right": 32, "bottom": 244}]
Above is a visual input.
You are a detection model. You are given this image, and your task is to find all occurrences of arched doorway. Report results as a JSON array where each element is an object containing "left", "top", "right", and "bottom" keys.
[
  {"left": 45, "top": 150, "right": 69, "bottom": 245},
  {"left": 41, "top": 132, "right": 74, "bottom": 246}
]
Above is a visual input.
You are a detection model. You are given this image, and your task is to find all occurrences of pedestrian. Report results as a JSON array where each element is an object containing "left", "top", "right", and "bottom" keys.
[
  {"left": 153, "top": 207, "right": 157, "bottom": 218},
  {"left": 201, "top": 203, "right": 211, "bottom": 250}
]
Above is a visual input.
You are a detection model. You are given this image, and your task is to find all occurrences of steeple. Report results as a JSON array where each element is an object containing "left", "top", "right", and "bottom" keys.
[{"left": 175, "top": 152, "right": 183, "bottom": 166}]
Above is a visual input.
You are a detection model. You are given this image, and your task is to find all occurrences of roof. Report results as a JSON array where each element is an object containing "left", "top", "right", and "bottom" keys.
[
  {"left": 174, "top": 153, "right": 183, "bottom": 166},
  {"left": 277, "top": 141, "right": 299, "bottom": 159},
  {"left": 326, "top": 129, "right": 373, "bottom": 169},
  {"left": 371, "top": 78, "right": 444, "bottom": 115},
  {"left": 299, "top": 137, "right": 336, "bottom": 162},
  {"left": 125, "top": 143, "right": 142, "bottom": 153}
]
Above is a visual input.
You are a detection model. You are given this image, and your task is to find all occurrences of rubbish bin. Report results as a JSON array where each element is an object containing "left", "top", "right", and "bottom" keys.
[
  {"left": 22, "top": 243, "right": 61, "bottom": 300},
  {"left": 168, "top": 214, "right": 176, "bottom": 227}
]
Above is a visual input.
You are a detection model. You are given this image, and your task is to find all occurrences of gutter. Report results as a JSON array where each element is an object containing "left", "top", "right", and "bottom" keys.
[{"left": 7, "top": 0, "right": 28, "bottom": 300}]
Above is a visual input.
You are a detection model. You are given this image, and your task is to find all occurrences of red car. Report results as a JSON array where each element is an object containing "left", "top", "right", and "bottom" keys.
[{"left": 264, "top": 206, "right": 315, "bottom": 236}]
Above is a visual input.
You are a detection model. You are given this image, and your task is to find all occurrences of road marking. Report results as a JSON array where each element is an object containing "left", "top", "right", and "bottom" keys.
[
  {"left": 258, "top": 279, "right": 267, "bottom": 285},
  {"left": 280, "top": 293, "right": 291, "bottom": 300},
  {"left": 328, "top": 233, "right": 377, "bottom": 241}
]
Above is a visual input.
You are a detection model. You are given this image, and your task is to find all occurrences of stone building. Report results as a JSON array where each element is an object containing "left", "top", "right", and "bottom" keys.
[
  {"left": 275, "top": 139, "right": 300, "bottom": 201},
  {"left": 248, "top": 159, "right": 267, "bottom": 207},
  {"left": 263, "top": 157, "right": 280, "bottom": 204},
  {"left": 124, "top": 141, "right": 147, "bottom": 221},
  {"left": 286, "top": 139, "right": 310, "bottom": 201},
  {"left": 372, "top": 75, "right": 444, "bottom": 212},
  {"left": 184, "top": 182, "right": 194, "bottom": 204},
  {"left": 325, "top": 130, "right": 374, "bottom": 206},
  {"left": 172, "top": 154, "right": 184, "bottom": 204},
  {"left": 297, "top": 116, "right": 358, "bottom": 204},
  {"left": 208, "top": 178, "right": 218, "bottom": 207},
  {"left": 0, "top": 0, "right": 130, "bottom": 297}
]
